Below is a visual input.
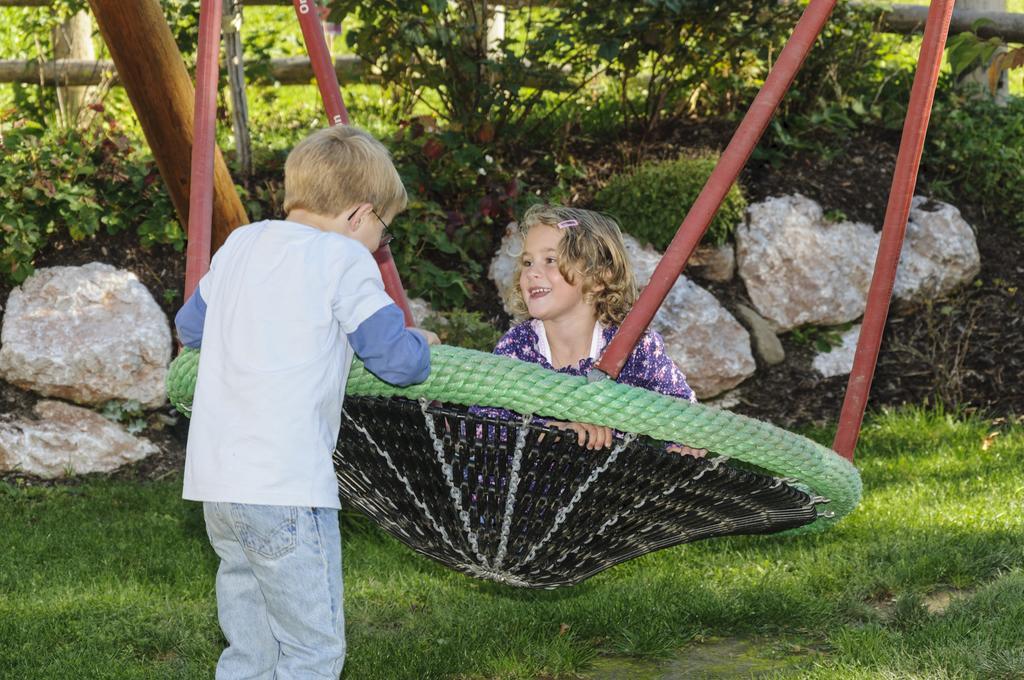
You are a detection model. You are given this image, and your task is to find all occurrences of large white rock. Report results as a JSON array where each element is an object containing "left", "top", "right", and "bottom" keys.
[
  {"left": 0, "top": 400, "right": 157, "bottom": 477},
  {"left": 893, "top": 197, "right": 981, "bottom": 305},
  {"left": 488, "top": 222, "right": 523, "bottom": 315},
  {"left": 737, "top": 195, "right": 981, "bottom": 331},
  {"left": 812, "top": 324, "right": 861, "bottom": 378},
  {"left": 0, "top": 263, "right": 171, "bottom": 408},
  {"left": 488, "top": 230, "right": 756, "bottom": 398},
  {"left": 736, "top": 194, "right": 877, "bottom": 331},
  {"left": 407, "top": 297, "right": 435, "bottom": 326},
  {"left": 623, "top": 236, "right": 755, "bottom": 398},
  {"left": 688, "top": 243, "right": 736, "bottom": 282}
]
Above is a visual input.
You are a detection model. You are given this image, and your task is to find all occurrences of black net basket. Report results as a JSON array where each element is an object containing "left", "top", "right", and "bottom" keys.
[{"left": 335, "top": 396, "right": 820, "bottom": 588}]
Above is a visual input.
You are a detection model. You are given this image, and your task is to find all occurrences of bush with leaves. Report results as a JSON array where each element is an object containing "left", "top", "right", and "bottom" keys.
[
  {"left": 592, "top": 156, "right": 746, "bottom": 249},
  {"left": 925, "top": 92, "right": 1024, "bottom": 232},
  {"left": 389, "top": 116, "right": 524, "bottom": 309},
  {"left": 758, "top": 3, "right": 917, "bottom": 163},
  {"left": 782, "top": 4, "right": 916, "bottom": 120},
  {"left": 100, "top": 399, "right": 147, "bottom": 434},
  {"left": 944, "top": 25, "right": 1023, "bottom": 95},
  {"left": 0, "top": 111, "right": 182, "bottom": 284},
  {"left": 327, "top": 0, "right": 604, "bottom": 147},
  {"left": 420, "top": 309, "right": 502, "bottom": 352},
  {"left": 569, "top": 0, "right": 799, "bottom": 133},
  {"left": 333, "top": 0, "right": 824, "bottom": 141},
  {"left": 789, "top": 322, "right": 853, "bottom": 353}
]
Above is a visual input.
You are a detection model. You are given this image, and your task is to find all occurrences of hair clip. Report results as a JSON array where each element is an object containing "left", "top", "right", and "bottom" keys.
[{"left": 556, "top": 219, "right": 579, "bottom": 229}]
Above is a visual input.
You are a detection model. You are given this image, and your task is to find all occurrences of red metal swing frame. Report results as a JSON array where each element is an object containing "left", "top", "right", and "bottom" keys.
[{"left": 184, "top": 0, "right": 957, "bottom": 462}]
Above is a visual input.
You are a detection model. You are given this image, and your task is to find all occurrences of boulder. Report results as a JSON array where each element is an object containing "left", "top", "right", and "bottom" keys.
[
  {"left": 736, "top": 194, "right": 876, "bottom": 331},
  {"left": 408, "top": 297, "right": 435, "bottom": 326},
  {"left": 688, "top": 243, "right": 736, "bottom": 282},
  {"left": 0, "top": 400, "right": 157, "bottom": 477},
  {"left": 812, "top": 325, "right": 861, "bottom": 378},
  {"left": 488, "top": 222, "right": 523, "bottom": 314},
  {"left": 734, "top": 303, "right": 785, "bottom": 366},
  {"left": 737, "top": 194, "right": 981, "bottom": 331},
  {"left": 622, "top": 236, "right": 755, "bottom": 398},
  {"left": 0, "top": 263, "right": 171, "bottom": 408},
  {"left": 893, "top": 197, "right": 981, "bottom": 305}
]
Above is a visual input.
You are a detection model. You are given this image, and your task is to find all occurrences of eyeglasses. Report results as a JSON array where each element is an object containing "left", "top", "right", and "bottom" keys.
[{"left": 347, "top": 207, "right": 395, "bottom": 250}]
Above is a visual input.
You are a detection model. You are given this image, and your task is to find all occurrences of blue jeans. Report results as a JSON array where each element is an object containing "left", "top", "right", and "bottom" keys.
[{"left": 203, "top": 502, "right": 345, "bottom": 679}]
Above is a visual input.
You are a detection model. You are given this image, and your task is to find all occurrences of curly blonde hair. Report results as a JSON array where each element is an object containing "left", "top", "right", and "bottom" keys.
[{"left": 508, "top": 204, "right": 637, "bottom": 326}]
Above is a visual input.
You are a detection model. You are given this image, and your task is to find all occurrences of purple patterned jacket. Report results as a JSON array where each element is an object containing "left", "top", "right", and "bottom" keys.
[{"left": 471, "top": 320, "right": 695, "bottom": 424}]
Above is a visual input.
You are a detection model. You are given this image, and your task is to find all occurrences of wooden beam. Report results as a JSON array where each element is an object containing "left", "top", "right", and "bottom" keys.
[
  {"left": 4, "top": 0, "right": 1024, "bottom": 39},
  {"left": 7, "top": 0, "right": 1024, "bottom": 43},
  {"left": 0, "top": 55, "right": 370, "bottom": 86},
  {"left": 261, "top": 55, "right": 371, "bottom": 85},
  {"left": 882, "top": 3, "right": 1024, "bottom": 43},
  {"left": 1, "top": 0, "right": 290, "bottom": 5},
  {"left": 86, "top": 0, "right": 247, "bottom": 254},
  {"left": 0, "top": 58, "right": 114, "bottom": 85}
]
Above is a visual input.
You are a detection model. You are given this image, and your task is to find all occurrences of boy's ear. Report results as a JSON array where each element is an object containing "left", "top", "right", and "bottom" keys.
[{"left": 346, "top": 202, "right": 374, "bottom": 230}]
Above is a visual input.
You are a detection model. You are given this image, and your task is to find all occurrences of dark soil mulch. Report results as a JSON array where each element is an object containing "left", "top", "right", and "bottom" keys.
[
  {"left": 1, "top": 117, "right": 1021, "bottom": 485},
  {"left": 559, "top": 118, "right": 1024, "bottom": 428}
]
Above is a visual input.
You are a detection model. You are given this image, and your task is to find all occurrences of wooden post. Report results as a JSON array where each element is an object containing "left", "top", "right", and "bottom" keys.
[
  {"left": 223, "top": 0, "right": 253, "bottom": 177},
  {"left": 87, "top": 0, "right": 248, "bottom": 254},
  {"left": 51, "top": 10, "right": 94, "bottom": 127},
  {"left": 487, "top": 5, "right": 506, "bottom": 57}
]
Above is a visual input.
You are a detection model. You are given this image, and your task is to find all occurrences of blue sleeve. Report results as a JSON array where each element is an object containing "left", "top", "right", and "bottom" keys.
[
  {"left": 348, "top": 304, "right": 430, "bottom": 386},
  {"left": 174, "top": 289, "right": 207, "bottom": 349}
]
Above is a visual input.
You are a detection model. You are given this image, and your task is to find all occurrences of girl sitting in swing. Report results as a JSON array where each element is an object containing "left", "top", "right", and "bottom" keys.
[{"left": 486, "top": 203, "right": 703, "bottom": 454}]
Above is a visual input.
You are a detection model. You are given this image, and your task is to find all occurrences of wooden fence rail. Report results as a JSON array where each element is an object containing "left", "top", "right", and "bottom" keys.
[
  {"left": 0, "top": 54, "right": 369, "bottom": 86},
  {"left": 883, "top": 4, "right": 1024, "bottom": 42},
  {"left": 2, "top": 4, "right": 1024, "bottom": 87},
  {"left": 0, "top": 0, "right": 286, "bottom": 5}
]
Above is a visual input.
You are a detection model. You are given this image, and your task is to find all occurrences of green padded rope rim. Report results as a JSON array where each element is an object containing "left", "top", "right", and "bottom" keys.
[{"left": 167, "top": 345, "right": 861, "bottom": 533}]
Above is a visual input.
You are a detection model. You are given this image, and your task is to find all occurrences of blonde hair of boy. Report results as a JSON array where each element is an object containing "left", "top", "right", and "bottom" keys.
[
  {"left": 509, "top": 204, "right": 638, "bottom": 326},
  {"left": 283, "top": 125, "right": 408, "bottom": 219}
]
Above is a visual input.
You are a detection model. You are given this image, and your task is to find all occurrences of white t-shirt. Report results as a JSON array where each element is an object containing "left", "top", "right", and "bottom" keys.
[{"left": 183, "top": 220, "right": 393, "bottom": 509}]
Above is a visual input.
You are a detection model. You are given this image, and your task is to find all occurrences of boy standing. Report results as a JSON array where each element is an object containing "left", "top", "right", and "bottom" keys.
[{"left": 174, "top": 125, "right": 438, "bottom": 679}]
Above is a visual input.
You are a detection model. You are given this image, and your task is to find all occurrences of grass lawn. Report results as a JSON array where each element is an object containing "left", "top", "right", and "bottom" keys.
[{"left": 1, "top": 407, "right": 1022, "bottom": 679}]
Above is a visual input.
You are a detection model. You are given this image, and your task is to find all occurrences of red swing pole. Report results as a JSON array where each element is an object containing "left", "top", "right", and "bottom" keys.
[
  {"left": 594, "top": 0, "right": 839, "bottom": 381},
  {"left": 292, "top": 0, "right": 416, "bottom": 327},
  {"left": 184, "top": 0, "right": 223, "bottom": 299},
  {"left": 832, "top": 0, "right": 955, "bottom": 460},
  {"left": 292, "top": 0, "right": 349, "bottom": 125}
]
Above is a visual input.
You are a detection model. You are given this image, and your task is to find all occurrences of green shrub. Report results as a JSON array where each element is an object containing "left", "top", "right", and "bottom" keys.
[
  {"left": 420, "top": 309, "right": 502, "bottom": 352},
  {"left": 569, "top": 0, "right": 799, "bottom": 131},
  {"left": 779, "top": 3, "right": 917, "bottom": 127},
  {"left": 756, "top": 4, "right": 917, "bottom": 165},
  {"left": 0, "top": 113, "right": 182, "bottom": 284},
  {"left": 925, "top": 93, "right": 1024, "bottom": 233},
  {"left": 387, "top": 194, "right": 479, "bottom": 310},
  {"left": 592, "top": 156, "right": 746, "bottom": 249},
  {"left": 389, "top": 119, "right": 525, "bottom": 309},
  {"left": 330, "top": 0, "right": 592, "bottom": 147}
]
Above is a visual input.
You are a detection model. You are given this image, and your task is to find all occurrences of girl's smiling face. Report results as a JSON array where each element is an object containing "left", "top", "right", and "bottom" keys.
[{"left": 518, "top": 224, "right": 589, "bottom": 324}]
